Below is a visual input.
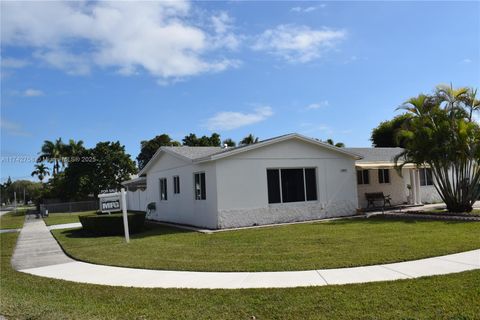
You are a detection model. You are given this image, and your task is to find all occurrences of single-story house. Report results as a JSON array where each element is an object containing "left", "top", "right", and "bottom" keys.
[
  {"left": 133, "top": 133, "right": 362, "bottom": 229},
  {"left": 122, "top": 134, "right": 444, "bottom": 229},
  {"left": 345, "top": 147, "right": 443, "bottom": 208}
]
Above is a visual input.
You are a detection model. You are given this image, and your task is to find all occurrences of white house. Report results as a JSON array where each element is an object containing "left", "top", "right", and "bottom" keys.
[
  {"left": 345, "top": 148, "right": 443, "bottom": 208},
  {"left": 134, "top": 134, "right": 362, "bottom": 229}
]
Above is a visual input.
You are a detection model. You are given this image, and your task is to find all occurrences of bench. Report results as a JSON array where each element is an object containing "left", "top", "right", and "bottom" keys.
[{"left": 365, "top": 192, "right": 392, "bottom": 208}]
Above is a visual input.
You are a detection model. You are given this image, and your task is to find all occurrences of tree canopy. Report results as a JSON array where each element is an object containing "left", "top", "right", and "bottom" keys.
[
  {"left": 395, "top": 84, "right": 480, "bottom": 212},
  {"left": 182, "top": 133, "right": 221, "bottom": 147},
  {"left": 370, "top": 114, "right": 412, "bottom": 147},
  {"left": 137, "top": 134, "right": 180, "bottom": 170},
  {"left": 240, "top": 134, "right": 259, "bottom": 145}
]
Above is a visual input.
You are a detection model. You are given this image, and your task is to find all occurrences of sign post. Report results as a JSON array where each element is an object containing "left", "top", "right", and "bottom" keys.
[{"left": 121, "top": 188, "right": 130, "bottom": 243}]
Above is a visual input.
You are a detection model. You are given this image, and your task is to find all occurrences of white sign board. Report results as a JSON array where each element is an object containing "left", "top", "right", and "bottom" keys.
[{"left": 98, "top": 192, "right": 122, "bottom": 213}]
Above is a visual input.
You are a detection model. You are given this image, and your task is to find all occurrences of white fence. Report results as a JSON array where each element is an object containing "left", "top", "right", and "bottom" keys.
[{"left": 126, "top": 189, "right": 147, "bottom": 212}]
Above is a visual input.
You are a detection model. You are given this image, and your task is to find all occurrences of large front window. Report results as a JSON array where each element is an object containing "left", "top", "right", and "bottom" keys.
[{"left": 267, "top": 168, "right": 317, "bottom": 204}]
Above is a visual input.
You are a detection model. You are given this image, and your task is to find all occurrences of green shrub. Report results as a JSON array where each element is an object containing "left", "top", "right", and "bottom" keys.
[{"left": 79, "top": 211, "right": 146, "bottom": 236}]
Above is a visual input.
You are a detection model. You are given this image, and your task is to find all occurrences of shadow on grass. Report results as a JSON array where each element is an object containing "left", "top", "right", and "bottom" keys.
[{"left": 60, "top": 222, "right": 193, "bottom": 239}]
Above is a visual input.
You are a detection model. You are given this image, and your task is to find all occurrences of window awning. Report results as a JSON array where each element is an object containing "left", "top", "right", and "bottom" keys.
[{"left": 355, "top": 162, "right": 417, "bottom": 169}]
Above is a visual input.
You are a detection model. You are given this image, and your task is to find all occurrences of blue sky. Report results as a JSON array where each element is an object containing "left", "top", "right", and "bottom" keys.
[{"left": 1, "top": 1, "right": 479, "bottom": 182}]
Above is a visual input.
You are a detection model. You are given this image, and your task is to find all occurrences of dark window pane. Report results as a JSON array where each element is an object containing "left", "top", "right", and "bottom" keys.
[
  {"left": 305, "top": 168, "right": 317, "bottom": 201},
  {"left": 378, "top": 169, "right": 384, "bottom": 184},
  {"left": 200, "top": 172, "right": 206, "bottom": 200},
  {"left": 384, "top": 169, "right": 390, "bottom": 183},
  {"left": 420, "top": 169, "right": 426, "bottom": 186},
  {"left": 363, "top": 170, "right": 369, "bottom": 184},
  {"left": 267, "top": 169, "right": 281, "bottom": 204},
  {"left": 281, "top": 169, "right": 305, "bottom": 203},
  {"left": 426, "top": 169, "right": 433, "bottom": 185},
  {"left": 357, "top": 170, "right": 362, "bottom": 185}
]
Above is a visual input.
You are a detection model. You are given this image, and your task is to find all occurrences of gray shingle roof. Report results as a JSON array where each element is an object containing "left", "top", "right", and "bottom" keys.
[
  {"left": 344, "top": 147, "right": 404, "bottom": 163},
  {"left": 162, "top": 146, "right": 224, "bottom": 160}
]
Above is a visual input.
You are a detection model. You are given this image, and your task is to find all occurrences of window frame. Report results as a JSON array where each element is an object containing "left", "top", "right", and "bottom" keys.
[
  {"left": 357, "top": 170, "right": 370, "bottom": 185},
  {"left": 159, "top": 177, "right": 168, "bottom": 201},
  {"left": 419, "top": 168, "right": 434, "bottom": 186},
  {"left": 266, "top": 167, "right": 318, "bottom": 204},
  {"left": 378, "top": 169, "right": 390, "bottom": 184},
  {"left": 193, "top": 172, "right": 206, "bottom": 200},
  {"left": 173, "top": 175, "right": 180, "bottom": 194}
]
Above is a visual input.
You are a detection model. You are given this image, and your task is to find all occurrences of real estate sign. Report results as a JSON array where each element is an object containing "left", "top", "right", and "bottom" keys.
[{"left": 98, "top": 192, "right": 122, "bottom": 213}]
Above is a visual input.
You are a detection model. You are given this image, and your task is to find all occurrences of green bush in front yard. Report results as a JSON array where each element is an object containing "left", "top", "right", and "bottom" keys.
[{"left": 79, "top": 211, "right": 146, "bottom": 236}]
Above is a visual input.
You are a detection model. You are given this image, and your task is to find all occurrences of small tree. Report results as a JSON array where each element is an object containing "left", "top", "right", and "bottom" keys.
[
  {"left": 222, "top": 138, "right": 236, "bottom": 147},
  {"left": 240, "top": 134, "right": 259, "bottom": 145},
  {"left": 31, "top": 163, "right": 50, "bottom": 182},
  {"left": 325, "top": 138, "right": 345, "bottom": 148},
  {"left": 395, "top": 85, "right": 480, "bottom": 213}
]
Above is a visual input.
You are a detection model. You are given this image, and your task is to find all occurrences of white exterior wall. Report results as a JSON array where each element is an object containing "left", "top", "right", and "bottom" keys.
[
  {"left": 356, "top": 168, "right": 410, "bottom": 208},
  {"left": 126, "top": 189, "right": 147, "bottom": 211},
  {"left": 145, "top": 152, "right": 218, "bottom": 229},
  {"left": 356, "top": 167, "right": 443, "bottom": 208},
  {"left": 215, "top": 139, "right": 358, "bottom": 229}
]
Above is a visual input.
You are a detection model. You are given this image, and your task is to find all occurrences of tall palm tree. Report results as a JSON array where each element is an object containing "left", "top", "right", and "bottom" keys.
[
  {"left": 38, "top": 138, "right": 65, "bottom": 175},
  {"left": 240, "top": 134, "right": 259, "bottom": 146},
  {"left": 66, "top": 139, "right": 85, "bottom": 157},
  {"left": 31, "top": 163, "right": 50, "bottom": 182}
]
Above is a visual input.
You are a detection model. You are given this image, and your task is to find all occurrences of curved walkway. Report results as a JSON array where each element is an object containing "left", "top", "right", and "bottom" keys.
[{"left": 12, "top": 215, "right": 480, "bottom": 289}]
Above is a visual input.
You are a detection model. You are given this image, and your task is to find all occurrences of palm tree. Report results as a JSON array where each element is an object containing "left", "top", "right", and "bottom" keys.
[
  {"left": 31, "top": 163, "right": 50, "bottom": 182},
  {"left": 65, "top": 139, "right": 85, "bottom": 157},
  {"left": 38, "top": 138, "right": 66, "bottom": 175},
  {"left": 325, "top": 139, "right": 345, "bottom": 148},
  {"left": 395, "top": 85, "right": 480, "bottom": 213},
  {"left": 240, "top": 134, "right": 259, "bottom": 146}
]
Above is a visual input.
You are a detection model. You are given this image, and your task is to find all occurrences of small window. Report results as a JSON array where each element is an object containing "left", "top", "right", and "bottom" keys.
[
  {"left": 378, "top": 169, "right": 390, "bottom": 184},
  {"left": 357, "top": 170, "right": 370, "bottom": 185},
  {"left": 173, "top": 176, "right": 180, "bottom": 194},
  {"left": 159, "top": 178, "right": 167, "bottom": 201},
  {"left": 194, "top": 172, "right": 206, "bottom": 200},
  {"left": 420, "top": 168, "right": 433, "bottom": 186}
]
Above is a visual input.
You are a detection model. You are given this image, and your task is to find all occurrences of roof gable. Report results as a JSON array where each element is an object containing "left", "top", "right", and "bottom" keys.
[{"left": 139, "top": 133, "right": 363, "bottom": 175}]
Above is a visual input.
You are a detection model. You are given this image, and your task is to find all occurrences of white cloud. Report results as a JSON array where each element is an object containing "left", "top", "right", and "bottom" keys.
[
  {"left": 252, "top": 24, "right": 346, "bottom": 63},
  {"left": 0, "top": 119, "right": 30, "bottom": 137},
  {"left": 462, "top": 58, "right": 472, "bottom": 64},
  {"left": 1, "top": 1, "right": 240, "bottom": 82},
  {"left": 24, "top": 88, "right": 44, "bottom": 97},
  {"left": 290, "top": 4, "right": 326, "bottom": 13},
  {"left": 1, "top": 57, "right": 30, "bottom": 68},
  {"left": 206, "top": 106, "right": 273, "bottom": 130},
  {"left": 306, "top": 100, "right": 329, "bottom": 110}
]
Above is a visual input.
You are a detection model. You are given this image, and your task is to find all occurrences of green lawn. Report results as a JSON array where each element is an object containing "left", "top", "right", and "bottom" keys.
[
  {"left": 0, "top": 210, "right": 26, "bottom": 229},
  {"left": 53, "top": 216, "right": 480, "bottom": 272},
  {"left": 1, "top": 232, "right": 479, "bottom": 319},
  {"left": 43, "top": 211, "right": 95, "bottom": 226}
]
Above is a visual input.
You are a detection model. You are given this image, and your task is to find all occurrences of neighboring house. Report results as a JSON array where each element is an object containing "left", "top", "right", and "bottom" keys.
[
  {"left": 345, "top": 148, "right": 443, "bottom": 208},
  {"left": 133, "top": 133, "right": 362, "bottom": 229}
]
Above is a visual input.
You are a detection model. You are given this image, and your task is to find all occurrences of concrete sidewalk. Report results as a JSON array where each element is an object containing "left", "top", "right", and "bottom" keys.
[{"left": 12, "top": 214, "right": 480, "bottom": 289}]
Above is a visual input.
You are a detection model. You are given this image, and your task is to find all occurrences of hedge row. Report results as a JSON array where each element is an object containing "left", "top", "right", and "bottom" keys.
[{"left": 79, "top": 211, "right": 146, "bottom": 236}]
